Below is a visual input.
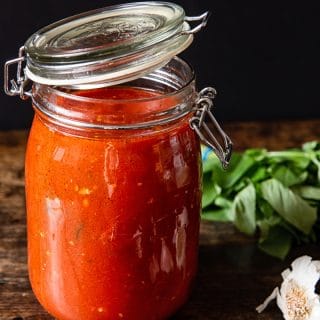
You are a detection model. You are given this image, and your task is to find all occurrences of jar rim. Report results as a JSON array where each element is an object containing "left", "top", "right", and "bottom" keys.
[
  {"left": 33, "top": 56, "right": 195, "bottom": 104},
  {"left": 31, "top": 56, "right": 197, "bottom": 132}
]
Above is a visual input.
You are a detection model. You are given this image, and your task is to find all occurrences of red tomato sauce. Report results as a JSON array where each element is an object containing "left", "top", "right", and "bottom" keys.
[{"left": 25, "top": 87, "right": 201, "bottom": 320}]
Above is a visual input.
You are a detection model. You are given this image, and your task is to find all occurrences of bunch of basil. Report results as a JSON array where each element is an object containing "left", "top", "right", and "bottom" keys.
[{"left": 202, "top": 142, "right": 320, "bottom": 259}]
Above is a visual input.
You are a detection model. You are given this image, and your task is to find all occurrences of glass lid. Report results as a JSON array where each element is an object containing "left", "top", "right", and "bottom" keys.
[{"left": 23, "top": 1, "right": 204, "bottom": 88}]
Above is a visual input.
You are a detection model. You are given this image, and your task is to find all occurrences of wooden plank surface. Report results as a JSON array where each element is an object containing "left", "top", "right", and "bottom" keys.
[{"left": 1, "top": 120, "right": 320, "bottom": 320}]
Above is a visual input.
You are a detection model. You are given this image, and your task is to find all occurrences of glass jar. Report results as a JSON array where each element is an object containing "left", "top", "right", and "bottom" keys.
[
  {"left": 27, "top": 57, "right": 201, "bottom": 320},
  {"left": 4, "top": 2, "right": 232, "bottom": 320}
]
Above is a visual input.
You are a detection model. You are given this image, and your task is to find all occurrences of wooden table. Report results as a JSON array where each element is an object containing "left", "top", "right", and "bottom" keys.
[{"left": 1, "top": 120, "right": 320, "bottom": 320}]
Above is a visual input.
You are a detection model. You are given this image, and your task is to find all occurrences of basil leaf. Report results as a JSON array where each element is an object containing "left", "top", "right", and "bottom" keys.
[
  {"left": 202, "top": 174, "right": 221, "bottom": 208},
  {"left": 271, "top": 166, "right": 308, "bottom": 187},
  {"left": 232, "top": 183, "right": 256, "bottom": 235},
  {"left": 292, "top": 185, "right": 320, "bottom": 200},
  {"left": 258, "top": 198, "right": 274, "bottom": 218},
  {"left": 244, "top": 148, "right": 267, "bottom": 161},
  {"left": 214, "top": 196, "right": 233, "bottom": 208},
  {"left": 215, "top": 153, "right": 256, "bottom": 189},
  {"left": 250, "top": 166, "right": 269, "bottom": 183},
  {"left": 202, "top": 153, "right": 220, "bottom": 174},
  {"left": 258, "top": 226, "right": 293, "bottom": 260},
  {"left": 267, "top": 151, "right": 311, "bottom": 169},
  {"left": 260, "top": 179, "right": 317, "bottom": 234},
  {"left": 302, "top": 141, "right": 319, "bottom": 151},
  {"left": 257, "top": 216, "right": 282, "bottom": 241},
  {"left": 310, "top": 156, "right": 320, "bottom": 182},
  {"left": 233, "top": 180, "right": 248, "bottom": 192}
]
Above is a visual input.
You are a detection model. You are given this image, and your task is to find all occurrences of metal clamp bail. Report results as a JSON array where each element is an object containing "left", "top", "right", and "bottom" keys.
[
  {"left": 4, "top": 46, "right": 31, "bottom": 100},
  {"left": 190, "top": 87, "right": 233, "bottom": 169},
  {"left": 183, "top": 11, "right": 211, "bottom": 34}
]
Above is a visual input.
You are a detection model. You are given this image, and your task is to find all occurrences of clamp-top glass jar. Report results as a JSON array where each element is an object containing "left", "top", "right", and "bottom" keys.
[{"left": 4, "top": 2, "right": 232, "bottom": 319}]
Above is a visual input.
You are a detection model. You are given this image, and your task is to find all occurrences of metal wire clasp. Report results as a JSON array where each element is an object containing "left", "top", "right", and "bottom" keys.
[
  {"left": 4, "top": 46, "right": 31, "bottom": 100},
  {"left": 190, "top": 87, "right": 233, "bottom": 169},
  {"left": 184, "top": 11, "right": 211, "bottom": 34}
]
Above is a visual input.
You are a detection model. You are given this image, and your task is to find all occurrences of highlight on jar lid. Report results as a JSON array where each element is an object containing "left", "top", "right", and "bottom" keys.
[{"left": 17, "top": 1, "right": 210, "bottom": 88}]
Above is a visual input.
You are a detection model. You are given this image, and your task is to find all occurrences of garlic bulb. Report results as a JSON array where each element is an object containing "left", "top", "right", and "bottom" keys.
[{"left": 257, "top": 256, "right": 320, "bottom": 320}]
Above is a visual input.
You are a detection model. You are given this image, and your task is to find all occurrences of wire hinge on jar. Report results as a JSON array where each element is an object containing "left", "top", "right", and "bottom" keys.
[
  {"left": 190, "top": 87, "right": 233, "bottom": 169},
  {"left": 4, "top": 46, "right": 31, "bottom": 100},
  {"left": 184, "top": 11, "right": 211, "bottom": 34}
]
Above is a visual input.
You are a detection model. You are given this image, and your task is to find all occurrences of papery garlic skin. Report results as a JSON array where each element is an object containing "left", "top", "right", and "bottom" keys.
[{"left": 257, "top": 256, "right": 320, "bottom": 320}]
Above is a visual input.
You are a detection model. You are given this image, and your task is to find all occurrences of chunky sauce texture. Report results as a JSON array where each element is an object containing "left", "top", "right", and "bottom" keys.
[{"left": 25, "top": 87, "right": 201, "bottom": 320}]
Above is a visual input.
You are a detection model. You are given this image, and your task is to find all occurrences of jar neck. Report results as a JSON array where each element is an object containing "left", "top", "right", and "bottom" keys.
[{"left": 32, "top": 57, "right": 196, "bottom": 135}]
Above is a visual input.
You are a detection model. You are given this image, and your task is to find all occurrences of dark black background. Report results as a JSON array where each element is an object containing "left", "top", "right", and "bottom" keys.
[{"left": 1, "top": 0, "right": 320, "bottom": 129}]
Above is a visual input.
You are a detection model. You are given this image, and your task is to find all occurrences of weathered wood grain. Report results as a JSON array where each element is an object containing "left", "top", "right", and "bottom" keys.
[{"left": 1, "top": 120, "right": 320, "bottom": 320}]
